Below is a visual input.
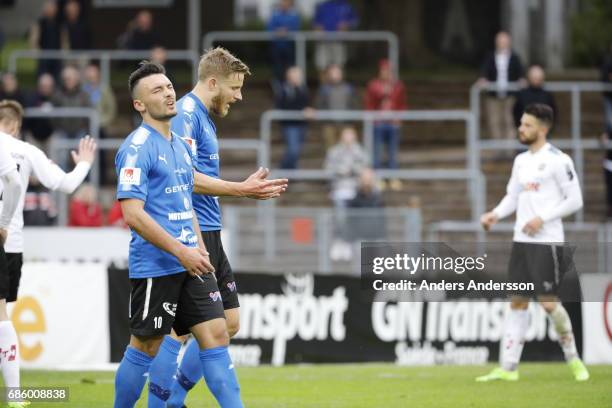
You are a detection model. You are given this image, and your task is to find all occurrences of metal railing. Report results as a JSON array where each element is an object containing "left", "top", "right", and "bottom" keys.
[
  {"left": 261, "top": 109, "right": 485, "bottom": 219},
  {"left": 203, "top": 30, "right": 399, "bottom": 79},
  {"left": 8, "top": 49, "right": 200, "bottom": 86},
  {"left": 223, "top": 205, "right": 422, "bottom": 275},
  {"left": 427, "top": 220, "right": 612, "bottom": 275},
  {"left": 470, "top": 81, "right": 612, "bottom": 221}
]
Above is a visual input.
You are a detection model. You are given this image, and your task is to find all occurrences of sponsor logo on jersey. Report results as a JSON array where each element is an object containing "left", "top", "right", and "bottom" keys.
[
  {"left": 162, "top": 302, "right": 177, "bottom": 317},
  {"left": 184, "top": 197, "right": 191, "bottom": 210},
  {"left": 523, "top": 182, "right": 540, "bottom": 192},
  {"left": 209, "top": 153, "right": 219, "bottom": 160},
  {"left": 165, "top": 184, "right": 190, "bottom": 194},
  {"left": 227, "top": 281, "right": 237, "bottom": 292},
  {"left": 119, "top": 167, "right": 141, "bottom": 185},
  {"left": 169, "top": 211, "right": 193, "bottom": 221},
  {"left": 209, "top": 291, "right": 222, "bottom": 302},
  {"left": 175, "top": 226, "right": 198, "bottom": 243},
  {"left": 158, "top": 154, "right": 167, "bottom": 165},
  {"left": 174, "top": 167, "right": 188, "bottom": 175},
  {"left": 565, "top": 164, "right": 574, "bottom": 181}
]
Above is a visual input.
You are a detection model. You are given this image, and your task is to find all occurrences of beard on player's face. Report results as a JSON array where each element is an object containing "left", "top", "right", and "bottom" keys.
[
  {"left": 210, "top": 92, "right": 232, "bottom": 117},
  {"left": 518, "top": 129, "right": 539, "bottom": 145}
]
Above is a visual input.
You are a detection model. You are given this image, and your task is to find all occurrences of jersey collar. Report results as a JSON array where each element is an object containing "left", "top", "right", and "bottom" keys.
[{"left": 140, "top": 122, "right": 174, "bottom": 143}]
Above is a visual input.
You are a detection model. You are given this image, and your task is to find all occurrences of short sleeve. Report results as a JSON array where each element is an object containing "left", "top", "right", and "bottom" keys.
[{"left": 116, "top": 143, "right": 153, "bottom": 202}]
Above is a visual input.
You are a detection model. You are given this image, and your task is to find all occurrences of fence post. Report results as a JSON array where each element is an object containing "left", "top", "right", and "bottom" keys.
[{"left": 570, "top": 85, "right": 584, "bottom": 222}]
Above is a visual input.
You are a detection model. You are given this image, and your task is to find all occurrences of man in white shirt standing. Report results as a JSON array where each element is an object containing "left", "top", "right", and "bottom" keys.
[
  {"left": 476, "top": 103, "right": 589, "bottom": 382},
  {"left": 0, "top": 100, "right": 96, "bottom": 406}
]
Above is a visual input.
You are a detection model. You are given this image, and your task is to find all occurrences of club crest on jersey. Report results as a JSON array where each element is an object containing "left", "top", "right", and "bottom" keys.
[
  {"left": 227, "top": 281, "right": 237, "bottom": 292},
  {"left": 119, "top": 167, "right": 141, "bottom": 185},
  {"left": 182, "top": 137, "right": 197, "bottom": 156},
  {"left": 523, "top": 182, "right": 540, "bottom": 192},
  {"left": 209, "top": 291, "right": 222, "bottom": 302}
]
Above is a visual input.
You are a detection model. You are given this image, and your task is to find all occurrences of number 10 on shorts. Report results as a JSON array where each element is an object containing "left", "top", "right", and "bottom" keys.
[{"left": 153, "top": 316, "right": 162, "bottom": 329}]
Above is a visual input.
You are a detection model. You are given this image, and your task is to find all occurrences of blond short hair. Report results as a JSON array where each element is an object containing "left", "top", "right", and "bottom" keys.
[
  {"left": 0, "top": 100, "right": 24, "bottom": 124},
  {"left": 198, "top": 47, "right": 251, "bottom": 81}
]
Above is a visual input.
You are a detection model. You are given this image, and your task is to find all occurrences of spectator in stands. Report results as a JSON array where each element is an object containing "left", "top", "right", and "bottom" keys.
[
  {"left": 83, "top": 63, "right": 116, "bottom": 184},
  {"left": 324, "top": 126, "right": 368, "bottom": 261},
  {"left": 275, "top": 66, "right": 312, "bottom": 169},
  {"left": 478, "top": 31, "right": 524, "bottom": 140},
  {"left": 0, "top": 73, "right": 27, "bottom": 106},
  {"left": 601, "top": 42, "right": 612, "bottom": 219},
  {"left": 61, "top": 0, "right": 91, "bottom": 50},
  {"left": 30, "top": 0, "right": 62, "bottom": 78},
  {"left": 23, "top": 73, "right": 56, "bottom": 150},
  {"left": 513, "top": 65, "right": 557, "bottom": 128},
  {"left": 107, "top": 201, "right": 127, "bottom": 228},
  {"left": 365, "top": 58, "right": 407, "bottom": 191},
  {"left": 150, "top": 45, "right": 175, "bottom": 84},
  {"left": 347, "top": 167, "right": 385, "bottom": 242},
  {"left": 267, "top": 0, "right": 301, "bottom": 81},
  {"left": 316, "top": 64, "right": 357, "bottom": 146},
  {"left": 51, "top": 65, "right": 90, "bottom": 140},
  {"left": 23, "top": 178, "right": 58, "bottom": 226},
  {"left": 82, "top": 63, "right": 116, "bottom": 137},
  {"left": 313, "top": 0, "right": 358, "bottom": 74},
  {"left": 120, "top": 10, "right": 160, "bottom": 51},
  {"left": 68, "top": 183, "right": 103, "bottom": 227}
]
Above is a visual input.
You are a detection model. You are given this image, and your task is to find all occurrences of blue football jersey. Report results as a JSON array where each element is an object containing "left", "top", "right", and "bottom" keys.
[
  {"left": 115, "top": 123, "right": 197, "bottom": 279},
  {"left": 171, "top": 93, "right": 222, "bottom": 231}
]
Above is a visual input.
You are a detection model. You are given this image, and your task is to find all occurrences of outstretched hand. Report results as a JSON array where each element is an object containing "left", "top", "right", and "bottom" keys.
[
  {"left": 71, "top": 135, "right": 97, "bottom": 165},
  {"left": 241, "top": 167, "right": 288, "bottom": 200}
]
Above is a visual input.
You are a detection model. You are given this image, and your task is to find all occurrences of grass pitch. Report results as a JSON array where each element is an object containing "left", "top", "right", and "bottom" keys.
[{"left": 16, "top": 363, "right": 612, "bottom": 407}]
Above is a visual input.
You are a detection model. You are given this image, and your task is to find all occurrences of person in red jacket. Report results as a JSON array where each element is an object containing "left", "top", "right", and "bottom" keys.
[
  {"left": 68, "top": 183, "right": 102, "bottom": 226},
  {"left": 364, "top": 59, "right": 407, "bottom": 191}
]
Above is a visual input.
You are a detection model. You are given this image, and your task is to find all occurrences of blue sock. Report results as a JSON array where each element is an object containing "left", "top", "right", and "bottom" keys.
[
  {"left": 114, "top": 346, "right": 153, "bottom": 408},
  {"left": 200, "top": 346, "right": 243, "bottom": 408},
  {"left": 148, "top": 336, "right": 182, "bottom": 407},
  {"left": 167, "top": 338, "right": 202, "bottom": 408}
]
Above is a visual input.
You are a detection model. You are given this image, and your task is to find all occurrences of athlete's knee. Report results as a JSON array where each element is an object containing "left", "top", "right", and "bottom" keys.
[{"left": 130, "top": 335, "right": 164, "bottom": 357}]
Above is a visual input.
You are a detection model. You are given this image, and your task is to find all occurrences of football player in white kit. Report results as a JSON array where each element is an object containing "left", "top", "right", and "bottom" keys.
[
  {"left": 0, "top": 100, "right": 96, "bottom": 406},
  {"left": 476, "top": 103, "right": 589, "bottom": 382}
]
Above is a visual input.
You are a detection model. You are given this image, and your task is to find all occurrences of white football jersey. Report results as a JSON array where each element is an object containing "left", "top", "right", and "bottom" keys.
[
  {"left": 0, "top": 131, "right": 90, "bottom": 252},
  {"left": 0, "top": 133, "right": 17, "bottom": 176},
  {"left": 493, "top": 143, "right": 583, "bottom": 243}
]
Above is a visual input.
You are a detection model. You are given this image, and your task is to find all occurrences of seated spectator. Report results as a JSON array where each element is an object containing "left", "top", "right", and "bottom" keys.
[
  {"left": 23, "top": 73, "right": 56, "bottom": 150},
  {"left": 0, "top": 72, "right": 27, "bottom": 106},
  {"left": 23, "top": 177, "right": 58, "bottom": 226},
  {"left": 52, "top": 65, "right": 90, "bottom": 139},
  {"left": 107, "top": 201, "right": 127, "bottom": 228},
  {"left": 313, "top": 0, "right": 358, "bottom": 74},
  {"left": 30, "top": 0, "right": 62, "bottom": 78},
  {"left": 267, "top": 0, "right": 301, "bottom": 80},
  {"left": 61, "top": 0, "right": 91, "bottom": 50},
  {"left": 316, "top": 64, "right": 357, "bottom": 146},
  {"left": 324, "top": 126, "right": 368, "bottom": 261},
  {"left": 365, "top": 59, "right": 407, "bottom": 191},
  {"left": 119, "top": 10, "right": 160, "bottom": 51},
  {"left": 68, "top": 183, "right": 103, "bottom": 227},
  {"left": 275, "top": 66, "right": 312, "bottom": 169},
  {"left": 513, "top": 65, "right": 557, "bottom": 128},
  {"left": 347, "top": 168, "right": 386, "bottom": 241}
]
